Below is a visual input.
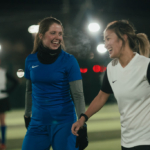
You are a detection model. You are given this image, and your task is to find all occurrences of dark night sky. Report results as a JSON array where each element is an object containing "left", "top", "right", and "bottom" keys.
[
  {"left": 0, "top": 0, "right": 150, "bottom": 68},
  {"left": 0, "top": 0, "right": 150, "bottom": 107}
]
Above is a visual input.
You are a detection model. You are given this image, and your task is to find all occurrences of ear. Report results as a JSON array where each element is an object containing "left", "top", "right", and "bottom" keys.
[
  {"left": 123, "top": 34, "right": 128, "bottom": 42},
  {"left": 39, "top": 33, "right": 43, "bottom": 40}
]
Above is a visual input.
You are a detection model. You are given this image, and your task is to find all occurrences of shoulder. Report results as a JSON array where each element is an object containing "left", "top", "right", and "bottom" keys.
[
  {"left": 137, "top": 55, "right": 150, "bottom": 73},
  {"left": 137, "top": 54, "right": 150, "bottom": 64},
  {"left": 61, "top": 50, "right": 76, "bottom": 62},
  {"left": 25, "top": 52, "right": 38, "bottom": 62},
  {"left": 61, "top": 50, "right": 75, "bottom": 58}
]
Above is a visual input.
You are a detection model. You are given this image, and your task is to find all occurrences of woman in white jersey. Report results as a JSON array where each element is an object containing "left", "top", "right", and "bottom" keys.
[{"left": 72, "top": 20, "right": 150, "bottom": 150}]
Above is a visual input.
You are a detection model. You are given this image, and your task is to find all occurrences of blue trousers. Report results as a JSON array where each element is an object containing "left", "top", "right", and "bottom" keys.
[{"left": 22, "top": 121, "right": 79, "bottom": 150}]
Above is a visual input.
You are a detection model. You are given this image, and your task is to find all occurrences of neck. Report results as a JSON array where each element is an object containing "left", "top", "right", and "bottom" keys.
[
  {"left": 37, "top": 43, "right": 61, "bottom": 64},
  {"left": 118, "top": 46, "right": 135, "bottom": 68}
]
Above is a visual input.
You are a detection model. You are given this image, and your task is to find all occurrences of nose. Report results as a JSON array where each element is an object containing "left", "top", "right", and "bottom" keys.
[
  {"left": 55, "top": 33, "right": 62, "bottom": 40},
  {"left": 104, "top": 41, "right": 108, "bottom": 49}
]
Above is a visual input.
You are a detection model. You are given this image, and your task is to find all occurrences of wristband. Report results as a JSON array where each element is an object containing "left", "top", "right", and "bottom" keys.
[{"left": 80, "top": 113, "right": 88, "bottom": 122}]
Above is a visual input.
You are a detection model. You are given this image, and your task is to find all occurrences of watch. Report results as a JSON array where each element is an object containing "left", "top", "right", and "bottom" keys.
[{"left": 80, "top": 113, "right": 88, "bottom": 122}]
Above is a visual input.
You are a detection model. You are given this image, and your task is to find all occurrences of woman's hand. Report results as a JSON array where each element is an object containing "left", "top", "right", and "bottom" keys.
[
  {"left": 71, "top": 117, "right": 85, "bottom": 136},
  {"left": 24, "top": 115, "right": 31, "bottom": 129}
]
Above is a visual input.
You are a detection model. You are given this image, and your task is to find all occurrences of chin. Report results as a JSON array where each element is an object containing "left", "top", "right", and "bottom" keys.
[
  {"left": 51, "top": 45, "right": 60, "bottom": 50},
  {"left": 109, "top": 54, "right": 113, "bottom": 58},
  {"left": 52, "top": 48, "right": 58, "bottom": 50},
  {"left": 109, "top": 55, "right": 116, "bottom": 59},
  {"left": 50, "top": 47, "right": 58, "bottom": 50}
]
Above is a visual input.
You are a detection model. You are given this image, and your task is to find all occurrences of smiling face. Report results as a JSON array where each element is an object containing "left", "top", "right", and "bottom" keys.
[
  {"left": 39, "top": 23, "right": 63, "bottom": 50},
  {"left": 104, "top": 29, "right": 124, "bottom": 58}
]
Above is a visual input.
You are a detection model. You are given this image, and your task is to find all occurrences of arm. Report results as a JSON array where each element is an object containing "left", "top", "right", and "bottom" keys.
[
  {"left": 71, "top": 90, "right": 110, "bottom": 136},
  {"left": 24, "top": 79, "right": 32, "bottom": 117},
  {"left": 147, "top": 62, "right": 150, "bottom": 84},
  {"left": 69, "top": 79, "right": 85, "bottom": 119},
  {"left": 1, "top": 72, "right": 19, "bottom": 94},
  {"left": 69, "top": 80, "right": 87, "bottom": 149},
  {"left": 82, "top": 90, "right": 109, "bottom": 121},
  {"left": 24, "top": 79, "right": 32, "bottom": 129}
]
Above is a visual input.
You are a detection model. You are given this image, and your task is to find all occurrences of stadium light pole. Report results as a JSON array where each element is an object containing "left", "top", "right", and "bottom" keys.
[{"left": 0, "top": 44, "right": 2, "bottom": 53}]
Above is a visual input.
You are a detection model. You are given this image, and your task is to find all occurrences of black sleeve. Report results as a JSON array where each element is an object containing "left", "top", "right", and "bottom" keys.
[
  {"left": 147, "top": 62, "right": 150, "bottom": 84},
  {"left": 101, "top": 70, "right": 113, "bottom": 94},
  {"left": 6, "top": 72, "right": 19, "bottom": 93}
]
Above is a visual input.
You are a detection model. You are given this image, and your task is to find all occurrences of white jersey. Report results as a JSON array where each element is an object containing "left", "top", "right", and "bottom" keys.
[
  {"left": 0, "top": 68, "right": 8, "bottom": 99},
  {"left": 107, "top": 53, "right": 150, "bottom": 148}
]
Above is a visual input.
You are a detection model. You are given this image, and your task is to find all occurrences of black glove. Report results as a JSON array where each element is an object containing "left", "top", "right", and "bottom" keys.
[
  {"left": 1, "top": 89, "right": 11, "bottom": 94},
  {"left": 75, "top": 123, "right": 88, "bottom": 150},
  {"left": 24, "top": 115, "right": 31, "bottom": 129}
]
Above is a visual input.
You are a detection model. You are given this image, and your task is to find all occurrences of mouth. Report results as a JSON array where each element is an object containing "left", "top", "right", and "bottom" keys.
[
  {"left": 51, "top": 41, "right": 61, "bottom": 47},
  {"left": 52, "top": 41, "right": 59, "bottom": 44},
  {"left": 108, "top": 48, "right": 112, "bottom": 54},
  {"left": 49, "top": 40, "right": 62, "bottom": 50}
]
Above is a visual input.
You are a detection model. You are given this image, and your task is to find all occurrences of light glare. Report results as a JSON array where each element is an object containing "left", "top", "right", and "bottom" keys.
[
  {"left": 28, "top": 25, "right": 39, "bottom": 34},
  {"left": 88, "top": 23, "right": 100, "bottom": 32},
  {"left": 97, "top": 44, "right": 107, "bottom": 53}
]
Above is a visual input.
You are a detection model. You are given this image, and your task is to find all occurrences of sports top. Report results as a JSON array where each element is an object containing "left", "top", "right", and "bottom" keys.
[
  {"left": 101, "top": 53, "right": 150, "bottom": 148},
  {"left": 24, "top": 50, "right": 82, "bottom": 125}
]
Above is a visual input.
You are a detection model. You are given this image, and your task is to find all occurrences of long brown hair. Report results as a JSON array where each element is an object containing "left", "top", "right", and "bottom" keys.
[
  {"left": 104, "top": 20, "right": 150, "bottom": 57},
  {"left": 31, "top": 17, "right": 65, "bottom": 54}
]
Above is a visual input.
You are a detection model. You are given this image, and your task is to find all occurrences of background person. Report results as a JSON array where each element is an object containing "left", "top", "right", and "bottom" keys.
[
  {"left": 72, "top": 20, "right": 150, "bottom": 150},
  {"left": 0, "top": 60, "right": 18, "bottom": 150},
  {"left": 22, "top": 17, "right": 88, "bottom": 150}
]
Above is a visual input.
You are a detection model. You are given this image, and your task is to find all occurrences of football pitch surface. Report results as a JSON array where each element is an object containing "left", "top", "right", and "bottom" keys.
[{"left": 5, "top": 104, "right": 121, "bottom": 150}]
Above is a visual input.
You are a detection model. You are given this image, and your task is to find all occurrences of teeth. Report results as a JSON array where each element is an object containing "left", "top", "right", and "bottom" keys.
[{"left": 53, "top": 42, "right": 59, "bottom": 44}]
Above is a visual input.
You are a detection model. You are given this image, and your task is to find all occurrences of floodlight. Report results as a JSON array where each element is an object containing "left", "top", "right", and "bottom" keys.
[
  {"left": 97, "top": 44, "right": 107, "bottom": 53},
  {"left": 88, "top": 23, "right": 100, "bottom": 32},
  {"left": 28, "top": 25, "right": 39, "bottom": 34}
]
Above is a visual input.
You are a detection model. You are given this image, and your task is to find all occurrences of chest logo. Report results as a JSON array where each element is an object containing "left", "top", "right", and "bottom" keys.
[
  {"left": 112, "top": 80, "right": 117, "bottom": 83},
  {"left": 32, "top": 65, "right": 39, "bottom": 68}
]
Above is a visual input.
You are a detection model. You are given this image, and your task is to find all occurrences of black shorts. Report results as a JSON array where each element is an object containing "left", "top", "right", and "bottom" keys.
[
  {"left": 122, "top": 145, "right": 150, "bottom": 150},
  {"left": 0, "top": 97, "right": 10, "bottom": 113}
]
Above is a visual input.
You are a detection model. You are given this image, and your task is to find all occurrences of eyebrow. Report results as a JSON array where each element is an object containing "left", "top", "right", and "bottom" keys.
[
  {"left": 105, "top": 35, "right": 109, "bottom": 38},
  {"left": 50, "top": 31, "right": 62, "bottom": 33},
  {"left": 103, "top": 35, "right": 109, "bottom": 40}
]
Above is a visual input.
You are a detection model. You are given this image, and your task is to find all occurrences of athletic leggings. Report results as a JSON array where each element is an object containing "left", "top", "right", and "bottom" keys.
[{"left": 122, "top": 145, "right": 150, "bottom": 150}]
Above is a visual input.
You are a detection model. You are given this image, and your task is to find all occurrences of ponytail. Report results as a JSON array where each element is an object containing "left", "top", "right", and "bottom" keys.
[
  {"left": 31, "top": 33, "right": 41, "bottom": 54},
  {"left": 136, "top": 33, "right": 150, "bottom": 58},
  {"left": 104, "top": 20, "right": 150, "bottom": 58}
]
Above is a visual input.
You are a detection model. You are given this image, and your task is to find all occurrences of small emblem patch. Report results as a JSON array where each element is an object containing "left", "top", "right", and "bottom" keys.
[
  {"left": 32, "top": 65, "right": 39, "bottom": 68},
  {"left": 112, "top": 80, "right": 117, "bottom": 83}
]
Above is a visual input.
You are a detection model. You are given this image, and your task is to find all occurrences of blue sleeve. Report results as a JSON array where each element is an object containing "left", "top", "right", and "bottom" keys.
[
  {"left": 66, "top": 55, "right": 82, "bottom": 82},
  {"left": 24, "top": 57, "right": 31, "bottom": 80}
]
